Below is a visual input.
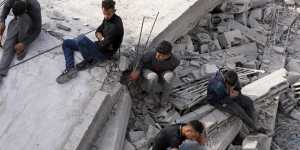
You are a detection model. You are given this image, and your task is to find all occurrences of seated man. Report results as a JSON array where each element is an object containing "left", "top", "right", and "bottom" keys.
[
  {"left": 0, "top": 0, "right": 42, "bottom": 83},
  {"left": 129, "top": 41, "right": 180, "bottom": 102},
  {"left": 152, "top": 120, "right": 207, "bottom": 150},
  {"left": 207, "top": 69, "right": 267, "bottom": 134},
  {"left": 56, "top": 0, "right": 124, "bottom": 84}
]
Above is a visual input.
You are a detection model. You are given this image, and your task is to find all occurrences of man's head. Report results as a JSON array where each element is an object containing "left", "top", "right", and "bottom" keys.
[
  {"left": 12, "top": 0, "right": 26, "bottom": 16},
  {"left": 155, "top": 41, "right": 173, "bottom": 61},
  {"left": 182, "top": 120, "right": 206, "bottom": 144},
  {"left": 102, "top": 0, "right": 116, "bottom": 20},
  {"left": 223, "top": 70, "right": 238, "bottom": 88}
]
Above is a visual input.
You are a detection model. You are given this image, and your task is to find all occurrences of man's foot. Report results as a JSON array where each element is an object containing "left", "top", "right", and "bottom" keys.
[
  {"left": 56, "top": 68, "right": 78, "bottom": 84},
  {"left": 16, "top": 50, "right": 26, "bottom": 60},
  {"left": 76, "top": 59, "right": 96, "bottom": 71}
]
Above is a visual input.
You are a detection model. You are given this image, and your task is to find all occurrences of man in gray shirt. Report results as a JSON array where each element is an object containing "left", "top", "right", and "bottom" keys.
[{"left": 0, "top": 0, "right": 42, "bottom": 83}]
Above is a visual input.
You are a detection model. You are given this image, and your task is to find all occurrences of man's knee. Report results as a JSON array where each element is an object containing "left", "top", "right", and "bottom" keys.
[
  {"left": 145, "top": 72, "right": 158, "bottom": 82},
  {"left": 163, "top": 71, "right": 175, "bottom": 83},
  {"left": 62, "top": 39, "right": 73, "bottom": 49}
]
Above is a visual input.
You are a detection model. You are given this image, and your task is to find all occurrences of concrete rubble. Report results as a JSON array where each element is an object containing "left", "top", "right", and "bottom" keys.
[{"left": 1, "top": 0, "right": 300, "bottom": 149}]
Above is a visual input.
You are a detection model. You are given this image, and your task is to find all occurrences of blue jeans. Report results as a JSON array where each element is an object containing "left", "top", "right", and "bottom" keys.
[{"left": 62, "top": 34, "right": 107, "bottom": 69}]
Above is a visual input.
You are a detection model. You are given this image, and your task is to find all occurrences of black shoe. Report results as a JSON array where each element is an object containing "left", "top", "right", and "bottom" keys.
[
  {"left": 76, "top": 59, "right": 95, "bottom": 71},
  {"left": 56, "top": 68, "right": 78, "bottom": 84}
]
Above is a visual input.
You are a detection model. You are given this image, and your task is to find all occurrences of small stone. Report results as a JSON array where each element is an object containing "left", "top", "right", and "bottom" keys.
[
  {"left": 146, "top": 125, "right": 160, "bottom": 140},
  {"left": 273, "top": 46, "right": 285, "bottom": 54},
  {"left": 124, "top": 140, "right": 136, "bottom": 150},
  {"left": 290, "top": 109, "right": 300, "bottom": 121},
  {"left": 201, "top": 64, "right": 218, "bottom": 75},
  {"left": 200, "top": 44, "right": 209, "bottom": 53},
  {"left": 133, "top": 138, "right": 148, "bottom": 149},
  {"left": 190, "top": 60, "right": 201, "bottom": 68},
  {"left": 218, "top": 30, "right": 243, "bottom": 48},
  {"left": 56, "top": 23, "right": 71, "bottom": 32},
  {"left": 129, "top": 131, "right": 146, "bottom": 143},
  {"left": 49, "top": 11, "right": 65, "bottom": 21},
  {"left": 119, "top": 56, "right": 130, "bottom": 72}
]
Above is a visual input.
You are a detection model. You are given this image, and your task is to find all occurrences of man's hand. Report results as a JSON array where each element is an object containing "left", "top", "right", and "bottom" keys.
[
  {"left": 129, "top": 70, "right": 140, "bottom": 81},
  {"left": 15, "top": 43, "right": 25, "bottom": 54},
  {"left": 0, "top": 22, "right": 5, "bottom": 36},
  {"left": 95, "top": 32, "right": 103, "bottom": 41},
  {"left": 229, "top": 87, "right": 239, "bottom": 97}
]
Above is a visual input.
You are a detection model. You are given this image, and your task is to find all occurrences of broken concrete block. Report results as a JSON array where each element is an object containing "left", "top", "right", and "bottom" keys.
[
  {"left": 146, "top": 125, "right": 160, "bottom": 141},
  {"left": 273, "top": 46, "right": 285, "bottom": 54},
  {"left": 230, "top": 21, "right": 267, "bottom": 46},
  {"left": 201, "top": 64, "right": 218, "bottom": 76},
  {"left": 286, "top": 72, "right": 300, "bottom": 85},
  {"left": 210, "top": 13, "right": 234, "bottom": 27},
  {"left": 190, "top": 60, "right": 201, "bottom": 68},
  {"left": 285, "top": 0, "right": 296, "bottom": 5},
  {"left": 56, "top": 23, "right": 71, "bottom": 32},
  {"left": 249, "top": 8, "right": 263, "bottom": 20},
  {"left": 287, "top": 59, "right": 300, "bottom": 73},
  {"left": 201, "top": 44, "right": 209, "bottom": 53},
  {"left": 129, "top": 131, "right": 146, "bottom": 143},
  {"left": 242, "top": 134, "right": 268, "bottom": 150},
  {"left": 119, "top": 56, "right": 130, "bottom": 72},
  {"left": 290, "top": 109, "right": 300, "bottom": 121},
  {"left": 218, "top": 30, "right": 243, "bottom": 48},
  {"left": 48, "top": 11, "right": 65, "bottom": 21},
  {"left": 133, "top": 138, "right": 148, "bottom": 150},
  {"left": 251, "top": 0, "right": 272, "bottom": 8},
  {"left": 196, "top": 32, "right": 211, "bottom": 43},
  {"left": 227, "top": 0, "right": 251, "bottom": 14},
  {"left": 124, "top": 140, "right": 136, "bottom": 150},
  {"left": 235, "top": 12, "right": 248, "bottom": 25}
]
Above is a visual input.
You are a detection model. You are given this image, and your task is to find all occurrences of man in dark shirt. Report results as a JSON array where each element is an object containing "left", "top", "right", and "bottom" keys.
[
  {"left": 129, "top": 41, "right": 180, "bottom": 101},
  {"left": 56, "top": 0, "right": 124, "bottom": 84},
  {"left": 152, "top": 120, "right": 207, "bottom": 150},
  {"left": 207, "top": 69, "right": 267, "bottom": 134},
  {"left": 0, "top": 0, "right": 41, "bottom": 83}
]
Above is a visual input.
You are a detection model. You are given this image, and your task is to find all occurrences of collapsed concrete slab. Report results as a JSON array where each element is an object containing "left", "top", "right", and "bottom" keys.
[
  {"left": 95, "top": 88, "right": 132, "bottom": 150},
  {"left": 150, "top": 0, "right": 224, "bottom": 48}
]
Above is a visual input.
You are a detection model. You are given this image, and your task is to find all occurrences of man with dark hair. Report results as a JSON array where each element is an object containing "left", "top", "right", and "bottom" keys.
[
  {"left": 0, "top": 0, "right": 41, "bottom": 83},
  {"left": 129, "top": 41, "right": 180, "bottom": 102},
  {"left": 56, "top": 0, "right": 124, "bottom": 84},
  {"left": 207, "top": 69, "right": 267, "bottom": 134},
  {"left": 152, "top": 120, "right": 207, "bottom": 150}
]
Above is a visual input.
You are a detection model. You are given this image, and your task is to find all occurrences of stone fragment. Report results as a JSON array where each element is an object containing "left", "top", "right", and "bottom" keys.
[
  {"left": 251, "top": 0, "right": 272, "bottom": 8},
  {"left": 218, "top": 30, "right": 243, "bottom": 48},
  {"left": 227, "top": 0, "right": 251, "bottom": 14},
  {"left": 242, "top": 134, "right": 268, "bottom": 150},
  {"left": 272, "top": 46, "right": 285, "bottom": 54},
  {"left": 124, "top": 140, "right": 136, "bottom": 150},
  {"left": 230, "top": 21, "right": 267, "bottom": 46},
  {"left": 290, "top": 109, "right": 300, "bottom": 121},
  {"left": 119, "top": 56, "right": 130, "bottom": 72},
  {"left": 49, "top": 11, "right": 65, "bottom": 21},
  {"left": 129, "top": 131, "right": 146, "bottom": 143},
  {"left": 201, "top": 64, "right": 218, "bottom": 76},
  {"left": 146, "top": 125, "right": 160, "bottom": 141},
  {"left": 56, "top": 23, "right": 71, "bottom": 31}
]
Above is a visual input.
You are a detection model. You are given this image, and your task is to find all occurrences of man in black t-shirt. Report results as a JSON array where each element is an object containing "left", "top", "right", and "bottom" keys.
[{"left": 152, "top": 120, "right": 207, "bottom": 150}]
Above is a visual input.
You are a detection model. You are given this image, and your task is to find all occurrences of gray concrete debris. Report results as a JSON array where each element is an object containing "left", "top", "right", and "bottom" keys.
[
  {"left": 226, "top": 0, "right": 251, "bottom": 14},
  {"left": 155, "top": 107, "right": 181, "bottom": 124},
  {"left": 218, "top": 30, "right": 243, "bottom": 48},
  {"left": 287, "top": 59, "right": 300, "bottom": 73},
  {"left": 119, "top": 56, "right": 130, "bottom": 72},
  {"left": 285, "top": 0, "right": 296, "bottom": 5},
  {"left": 230, "top": 21, "right": 267, "bottom": 46},
  {"left": 228, "top": 145, "right": 242, "bottom": 150},
  {"left": 272, "top": 46, "right": 285, "bottom": 55},
  {"left": 133, "top": 138, "right": 148, "bottom": 150},
  {"left": 124, "top": 140, "right": 136, "bottom": 150},
  {"left": 48, "top": 11, "right": 65, "bottom": 21},
  {"left": 201, "top": 63, "right": 218, "bottom": 76},
  {"left": 56, "top": 23, "right": 71, "bottom": 31},
  {"left": 242, "top": 134, "right": 268, "bottom": 150},
  {"left": 290, "top": 109, "right": 300, "bottom": 121},
  {"left": 146, "top": 125, "right": 160, "bottom": 142},
  {"left": 251, "top": 0, "right": 272, "bottom": 8},
  {"left": 129, "top": 131, "right": 146, "bottom": 143},
  {"left": 235, "top": 12, "right": 249, "bottom": 25}
]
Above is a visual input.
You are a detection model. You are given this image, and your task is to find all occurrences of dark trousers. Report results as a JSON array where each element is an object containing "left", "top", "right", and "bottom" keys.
[
  {"left": 0, "top": 14, "right": 33, "bottom": 76},
  {"left": 62, "top": 34, "right": 107, "bottom": 69},
  {"left": 210, "top": 95, "right": 257, "bottom": 130}
]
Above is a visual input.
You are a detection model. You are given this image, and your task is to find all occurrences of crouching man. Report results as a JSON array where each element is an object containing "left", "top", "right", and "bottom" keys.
[
  {"left": 152, "top": 120, "right": 207, "bottom": 150},
  {"left": 129, "top": 41, "right": 180, "bottom": 103},
  {"left": 0, "top": 0, "right": 42, "bottom": 83},
  {"left": 56, "top": 0, "right": 124, "bottom": 84},
  {"left": 207, "top": 69, "right": 268, "bottom": 134}
]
